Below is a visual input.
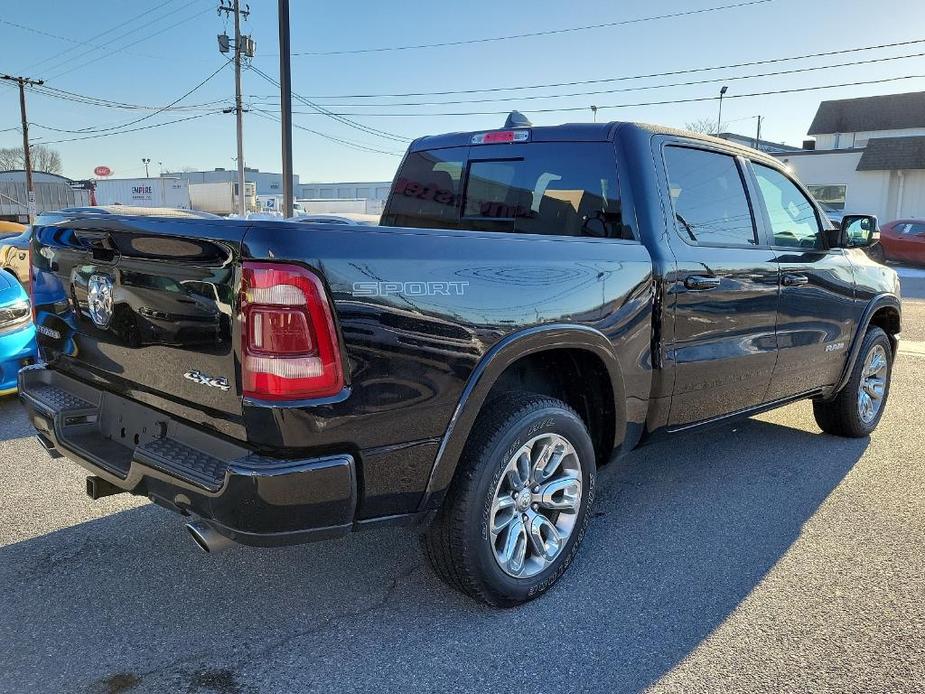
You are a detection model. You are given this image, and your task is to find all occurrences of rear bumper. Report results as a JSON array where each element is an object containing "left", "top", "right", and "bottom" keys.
[{"left": 18, "top": 365, "right": 357, "bottom": 546}]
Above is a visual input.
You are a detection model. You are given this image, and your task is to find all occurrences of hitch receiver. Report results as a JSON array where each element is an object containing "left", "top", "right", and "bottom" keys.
[{"left": 86, "top": 476, "right": 125, "bottom": 500}]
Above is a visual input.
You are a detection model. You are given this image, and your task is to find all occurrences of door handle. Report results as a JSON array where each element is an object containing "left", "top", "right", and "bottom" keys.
[
  {"left": 782, "top": 273, "right": 809, "bottom": 287},
  {"left": 684, "top": 275, "right": 721, "bottom": 290}
]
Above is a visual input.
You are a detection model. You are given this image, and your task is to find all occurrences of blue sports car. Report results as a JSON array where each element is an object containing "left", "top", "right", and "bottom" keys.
[{"left": 0, "top": 270, "right": 36, "bottom": 396}]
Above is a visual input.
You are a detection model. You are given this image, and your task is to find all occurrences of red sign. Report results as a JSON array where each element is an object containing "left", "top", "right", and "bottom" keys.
[{"left": 94, "top": 166, "right": 112, "bottom": 177}]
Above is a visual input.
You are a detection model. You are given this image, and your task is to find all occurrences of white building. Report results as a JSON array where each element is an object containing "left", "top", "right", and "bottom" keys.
[
  {"left": 298, "top": 181, "right": 392, "bottom": 204},
  {"left": 775, "top": 91, "right": 925, "bottom": 222},
  {"left": 0, "top": 170, "right": 91, "bottom": 221},
  {"left": 162, "top": 168, "right": 299, "bottom": 197}
]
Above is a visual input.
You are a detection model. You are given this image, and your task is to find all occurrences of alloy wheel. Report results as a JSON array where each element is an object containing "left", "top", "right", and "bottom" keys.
[
  {"left": 488, "top": 433, "right": 583, "bottom": 578},
  {"left": 858, "top": 344, "right": 888, "bottom": 423}
]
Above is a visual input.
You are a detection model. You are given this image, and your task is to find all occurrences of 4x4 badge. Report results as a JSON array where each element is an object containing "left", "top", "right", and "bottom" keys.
[{"left": 184, "top": 370, "right": 231, "bottom": 391}]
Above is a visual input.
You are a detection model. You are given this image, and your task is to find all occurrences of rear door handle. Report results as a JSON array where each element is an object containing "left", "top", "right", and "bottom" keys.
[
  {"left": 782, "top": 274, "right": 809, "bottom": 287},
  {"left": 684, "top": 275, "right": 721, "bottom": 290}
]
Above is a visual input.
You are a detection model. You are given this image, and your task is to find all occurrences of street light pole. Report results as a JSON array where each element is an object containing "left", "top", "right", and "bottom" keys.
[
  {"left": 717, "top": 85, "right": 728, "bottom": 135},
  {"left": 142, "top": 158, "right": 151, "bottom": 177}
]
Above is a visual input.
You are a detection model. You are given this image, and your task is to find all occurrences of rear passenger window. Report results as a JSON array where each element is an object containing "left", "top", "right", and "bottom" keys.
[
  {"left": 462, "top": 144, "right": 627, "bottom": 238},
  {"left": 381, "top": 147, "right": 465, "bottom": 229},
  {"left": 664, "top": 146, "right": 757, "bottom": 246},
  {"left": 752, "top": 163, "right": 823, "bottom": 249}
]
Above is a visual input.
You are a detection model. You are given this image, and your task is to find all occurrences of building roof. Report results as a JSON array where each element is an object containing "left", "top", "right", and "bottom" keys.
[
  {"left": 856, "top": 135, "right": 925, "bottom": 171},
  {"left": 717, "top": 132, "right": 801, "bottom": 153},
  {"left": 808, "top": 91, "right": 925, "bottom": 135}
]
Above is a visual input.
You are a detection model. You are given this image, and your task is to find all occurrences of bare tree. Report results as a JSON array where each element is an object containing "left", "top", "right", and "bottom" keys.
[
  {"left": 0, "top": 147, "right": 21, "bottom": 170},
  {"left": 0, "top": 144, "right": 63, "bottom": 174},
  {"left": 684, "top": 118, "right": 727, "bottom": 135},
  {"left": 31, "top": 145, "right": 62, "bottom": 174}
]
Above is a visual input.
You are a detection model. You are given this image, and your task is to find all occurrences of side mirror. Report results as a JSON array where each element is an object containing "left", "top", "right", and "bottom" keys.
[{"left": 839, "top": 214, "right": 879, "bottom": 249}]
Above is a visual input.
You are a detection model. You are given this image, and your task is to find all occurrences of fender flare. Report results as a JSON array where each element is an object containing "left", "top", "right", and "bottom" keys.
[
  {"left": 417, "top": 323, "right": 627, "bottom": 513},
  {"left": 830, "top": 293, "right": 901, "bottom": 397}
]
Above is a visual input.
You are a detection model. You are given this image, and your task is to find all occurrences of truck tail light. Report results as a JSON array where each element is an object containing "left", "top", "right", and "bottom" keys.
[{"left": 241, "top": 262, "right": 344, "bottom": 400}]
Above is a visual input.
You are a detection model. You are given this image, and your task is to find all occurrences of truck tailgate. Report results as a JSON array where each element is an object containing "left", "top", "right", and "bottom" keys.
[{"left": 31, "top": 216, "right": 246, "bottom": 436}]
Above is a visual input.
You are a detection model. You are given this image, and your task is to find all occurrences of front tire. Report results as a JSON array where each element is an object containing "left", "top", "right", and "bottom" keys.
[
  {"left": 424, "top": 393, "right": 596, "bottom": 607},
  {"left": 813, "top": 327, "right": 893, "bottom": 437}
]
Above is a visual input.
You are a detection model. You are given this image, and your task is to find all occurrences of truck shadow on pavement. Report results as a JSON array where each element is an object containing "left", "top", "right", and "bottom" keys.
[{"left": 0, "top": 409, "right": 868, "bottom": 694}]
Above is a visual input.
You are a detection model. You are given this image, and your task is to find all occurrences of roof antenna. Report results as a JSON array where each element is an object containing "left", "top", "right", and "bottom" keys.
[{"left": 504, "top": 110, "right": 532, "bottom": 129}]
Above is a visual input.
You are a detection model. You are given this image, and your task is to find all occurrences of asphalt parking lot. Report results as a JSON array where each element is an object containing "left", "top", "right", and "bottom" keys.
[{"left": 1, "top": 271, "right": 924, "bottom": 694}]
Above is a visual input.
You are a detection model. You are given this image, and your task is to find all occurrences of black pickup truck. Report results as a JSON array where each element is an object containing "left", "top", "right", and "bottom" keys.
[{"left": 20, "top": 119, "right": 901, "bottom": 606}]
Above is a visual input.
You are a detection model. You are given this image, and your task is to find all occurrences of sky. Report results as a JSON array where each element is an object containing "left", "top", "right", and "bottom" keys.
[{"left": 2, "top": 0, "right": 925, "bottom": 184}]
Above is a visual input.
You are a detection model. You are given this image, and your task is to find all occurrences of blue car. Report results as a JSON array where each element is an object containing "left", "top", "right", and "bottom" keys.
[{"left": 0, "top": 270, "right": 36, "bottom": 396}]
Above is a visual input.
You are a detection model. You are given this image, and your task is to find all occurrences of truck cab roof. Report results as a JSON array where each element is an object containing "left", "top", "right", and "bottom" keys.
[{"left": 409, "top": 119, "right": 779, "bottom": 165}]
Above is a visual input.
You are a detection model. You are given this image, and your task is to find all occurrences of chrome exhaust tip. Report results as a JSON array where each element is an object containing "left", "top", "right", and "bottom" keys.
[{"left": 186, "top": 520, "right": 235, "bottom": 554}]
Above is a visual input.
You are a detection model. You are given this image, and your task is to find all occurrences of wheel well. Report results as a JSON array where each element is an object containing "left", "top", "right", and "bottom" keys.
[
  {"left": 485, "top": 349, "right": 616, "bottom": 465},
  {"left": 869, "top": 306, "right": 900, "bottom": 352}
]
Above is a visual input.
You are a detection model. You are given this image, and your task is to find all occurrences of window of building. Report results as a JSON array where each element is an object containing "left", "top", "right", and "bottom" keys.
[
  {"left": 356, "top": 188, "right": 370, "bottom": 198},
  {"left": 664, "top": 146, "right": 757, "bottom": 246},
  {"left": 805, "top": 184, "right": 847, "bottom": 211},
  {"left": 319, "top": 188, "right": 334, "bottom": 198},
  {"left": 752, "top": 163, "right": 823, "bottom": 249}
]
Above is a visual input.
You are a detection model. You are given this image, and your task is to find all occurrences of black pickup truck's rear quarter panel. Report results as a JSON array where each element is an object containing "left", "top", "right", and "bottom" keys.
[{"left": 242, "top": 223, "right": 654, "bottom": 517}]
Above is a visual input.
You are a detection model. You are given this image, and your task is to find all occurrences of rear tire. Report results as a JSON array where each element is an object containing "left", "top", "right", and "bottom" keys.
[
  {"left": 423, "top": 393, "right": 596, "bottom": 607},
  {"left": 813, "top": 327, "right": 892, "bottom": 437}
]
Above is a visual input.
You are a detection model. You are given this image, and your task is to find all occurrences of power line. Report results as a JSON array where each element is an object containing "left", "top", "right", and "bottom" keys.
[
  {"left": 30, "top": 85, "right": 227, "bottom": 112},
  {"left": 16, "top": 0, "right": 190, "bottom": 76},
  {"left": 246, "top": 64, "right": 410, "bottom": 143},
  {"left": 260, "top": 37, "right": 925, "bottom": 99},
  {"left": 251, "top": 50, "right": 925, "bottom": 109},
  {"left": 282, "top": 0, "right": 773, "bottom": 56},
  {"left": 269, "top": 73, "right": 925, "bottom": 118},
  {"left": 251, "top": 110, "right": 403, "bottom": 156},
  {"left": 43, "top": 4, "right": 215, "bottom": 82},
  {"left": 32, "top": 111, "right": 222, "bottom": 146},
  {"left": 28, "top": 61, "right": 231, "bottom": 135},
  {"left": 0, "top": 17, "right": 165, "bottom": 62}
]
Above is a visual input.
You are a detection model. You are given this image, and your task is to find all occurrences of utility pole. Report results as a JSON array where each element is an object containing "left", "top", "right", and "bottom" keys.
[
  {"left": 590, "top": 105, "right": 598, "bottom": 123},
  {"left": 142, "top": 158, "right": 151, "bottom": 177},
  {"left": 278, "top": 0, "right": 294, "bottom": 218},
  {"left": 2, "top": 74, "right": 44, "bottom": 223},
  {"left": 755, "top": 115, "right": 762, "bottom": 150},
  {"left": 218, "top": 1, "right": 252, "bottom": 216}
]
